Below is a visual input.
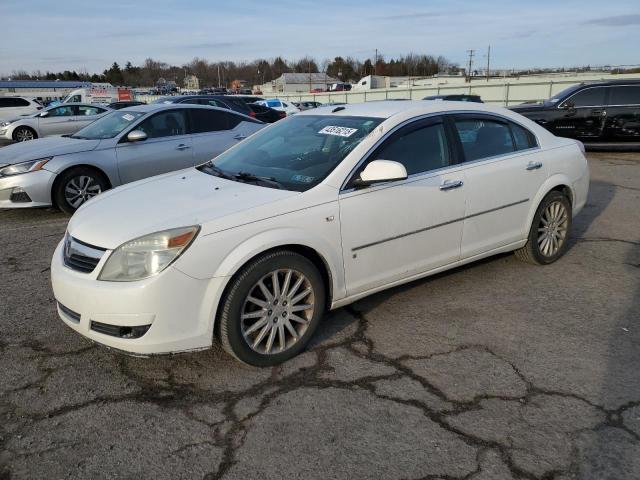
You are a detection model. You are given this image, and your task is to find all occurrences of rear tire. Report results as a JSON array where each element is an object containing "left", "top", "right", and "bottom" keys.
[
  {"left": 13, "top": 126, "right": 37, "bottom": 142},
  {"left": 515, "top": 190, "right": 572, "bottom": 265},
  {"left": 53, "top": 167, "right": 109, "bottom": 215},
  {"left": 218, "top": 250, "right": 326, "bottom": 366}
]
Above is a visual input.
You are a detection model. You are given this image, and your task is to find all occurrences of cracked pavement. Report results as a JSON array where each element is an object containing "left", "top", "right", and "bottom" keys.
[{"left": 1, "top": 152, "right": 639, "bottom": 479}]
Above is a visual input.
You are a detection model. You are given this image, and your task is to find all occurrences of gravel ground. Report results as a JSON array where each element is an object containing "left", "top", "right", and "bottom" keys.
[{"left": 1, "top": 152, "right": 639, "bottom": 480}]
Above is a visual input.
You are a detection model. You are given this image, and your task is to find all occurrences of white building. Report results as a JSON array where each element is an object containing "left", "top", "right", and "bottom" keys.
[{"left": 259, "top": 73, "right": 340, "bottom": 94}]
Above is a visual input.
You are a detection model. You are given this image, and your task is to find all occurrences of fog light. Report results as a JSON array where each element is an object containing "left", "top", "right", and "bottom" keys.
[{"left": 10, "top": 187, "right": 31, "bottom": 203}]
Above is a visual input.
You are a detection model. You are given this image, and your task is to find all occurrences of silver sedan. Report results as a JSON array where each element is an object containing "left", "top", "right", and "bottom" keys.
[
  {"left": 0, "top": 103, "right": 111, "bottom": 142},
  {"left": 0, "top": 104, "right": 264, "bottom": 213}
]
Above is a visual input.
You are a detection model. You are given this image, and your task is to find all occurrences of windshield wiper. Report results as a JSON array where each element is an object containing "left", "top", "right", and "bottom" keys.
[
  {"left": 235, "top": 171, "right": 285, "bottom": 190},
  {"left": 198, "top": 162, "right": 235, "bottom": 180}
]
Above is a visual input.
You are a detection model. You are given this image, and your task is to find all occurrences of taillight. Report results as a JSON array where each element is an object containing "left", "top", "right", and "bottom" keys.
[
  {"left": 37, "top": 106, "right": 43, "bottom": 110},
  {"left": 278, "top": 111, "right": 286, "bottom": 118},
  {"left": 248, "top": 111, "right": 256, "bottom": 118}
]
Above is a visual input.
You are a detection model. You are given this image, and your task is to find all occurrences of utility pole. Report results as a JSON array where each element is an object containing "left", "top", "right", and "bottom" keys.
[
  {"left": 466, "top": 49, "right": 475, "bottom": 83},
  {"left": 309, "top": 60, "right": 312, "bottom": 92},
  {"left": 486, "top": 45, "right": 491, "bottom": 82},
  {"left": 374, "top": 48, "right": 378, "bottom": 75},
  {"left": 217, "top": 64, "right": 221, "bottom": 88}
]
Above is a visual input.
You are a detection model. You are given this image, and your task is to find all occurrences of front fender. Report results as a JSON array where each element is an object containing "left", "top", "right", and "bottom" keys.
[
  {"left": 45, "top": 149, "right": 120, "bottom": 187},
  {"left": 174, "top": 224, "right": 346, "bottom": 303}
]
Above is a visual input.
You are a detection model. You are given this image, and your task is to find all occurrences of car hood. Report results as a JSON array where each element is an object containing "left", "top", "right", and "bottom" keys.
[
  {"left": 67, "top": 168, "right": 299, "bottom": 249},
  {"left": 508, "top": 102, "right": 549, "bottom": 113},
  {"left": 0, "top": 136, "right": 101, "bottom": 166}
]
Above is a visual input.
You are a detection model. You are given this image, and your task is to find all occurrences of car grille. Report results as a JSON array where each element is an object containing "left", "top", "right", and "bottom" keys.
[
  {"left": 63, "top": 234, "right": 106, "bottom": 274},
  {"left": 58, "top": 302, "right": 81, "bottom": 323}
]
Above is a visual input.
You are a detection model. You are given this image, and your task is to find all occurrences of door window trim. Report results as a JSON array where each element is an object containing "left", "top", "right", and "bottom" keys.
[
  {"left": 117, "top": 108, "right": 189, "bottom": 144},
  {"left": 558, "top": 86, "right": 609, "bottom": 109}
]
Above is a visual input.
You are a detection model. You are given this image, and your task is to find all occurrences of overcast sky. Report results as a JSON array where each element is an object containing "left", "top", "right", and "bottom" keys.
[{"left": 2, "top": 0, "right": 639, "bottom": 75}]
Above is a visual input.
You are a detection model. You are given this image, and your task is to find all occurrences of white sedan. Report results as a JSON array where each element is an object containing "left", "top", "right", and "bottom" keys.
[
  {"left": 51, "top": 101, "right": 589, "bottom": 366},
  {"left": 254, "top": 98, "right": 300, "bottom": 116}
]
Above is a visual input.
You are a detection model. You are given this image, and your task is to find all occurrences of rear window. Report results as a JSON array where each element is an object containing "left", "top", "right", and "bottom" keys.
[{"left": 609, "top": 86, "right": 640, "bottom": 106}]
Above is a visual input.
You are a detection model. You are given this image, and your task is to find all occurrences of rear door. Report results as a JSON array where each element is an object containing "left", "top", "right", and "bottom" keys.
[
  {"left": 73, "top": 105, "right": 108, "bottom": 130},
  {"left": 449, "top": 114, "right": 547, "bottom": 258},
  {"left": 551, "top": 87, "right": 608, "bottom": 139},
  {"left": 116, "top": 109, "right": 193, "bottom": 183},
  {"left": 187, "top": 108, "right": 246, "bottom": 163},
  {"left": 603, "top": 85, "right": 640, "bottom": 141}
]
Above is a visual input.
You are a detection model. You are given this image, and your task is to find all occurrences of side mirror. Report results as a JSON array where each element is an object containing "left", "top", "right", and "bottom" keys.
[
  {"left": 561, "top": 101, "right": 575, "bottom": 110},
  {"left": 354, "top": 160, "right": 408, "bottom": 188},
  {"left": 127, "top": 130, "right": 147, "bottom": 142},
  {"left": 39, "top": 111, "right": 49, "bottom": 117}
]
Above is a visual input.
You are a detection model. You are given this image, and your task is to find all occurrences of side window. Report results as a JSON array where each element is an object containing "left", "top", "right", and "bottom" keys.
[
  {"left": 136, "top": 110, "right": 187, "bottom": 139},
  {"left": 0, "top": 98, "right": 10, "bottom": 108},
  {"left": 608, "top": 86, "right": 640, "bottom": 106},
  {"left": 48, "top": 106, "right": 76, "bottom": 117},
  {"left": 189, "top": 109, "right": 229, "bottom": 133},
  {"left": 563, "top": 87, "right": 606, "bottom": 108},
  {"left": 70, "top": 95, "right": 82, "bottom": 102},
  {"left": 454, "top": 118, "right": 515, "bottom": 161},
  {"left": 77, "top": 105, "right": 101, "bottom": 116},
  {"left": 372, "top": 122, "right": 450, "bottom": 175},
  {"left": 13, "top": 98, "right": 30, "bottom": 107},
  {"left": 510, "top": 123, "right": 537, "bottom": 150}
]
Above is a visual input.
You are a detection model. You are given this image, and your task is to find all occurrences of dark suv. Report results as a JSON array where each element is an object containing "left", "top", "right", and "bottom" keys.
[
  {"left": 152, "top": 95, "right": 258, "bottom": 119},
  {"left": 509, "top": 80, "right": 640, "bottom": 142}
]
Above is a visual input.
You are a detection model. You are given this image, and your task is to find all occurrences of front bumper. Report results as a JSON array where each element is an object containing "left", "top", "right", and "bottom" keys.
[
  {"left": 0, "top": 169, "right": 56, "bottom": 208},
  {"left": 50, "top": 240, "right": 226, "bottom": 355}
]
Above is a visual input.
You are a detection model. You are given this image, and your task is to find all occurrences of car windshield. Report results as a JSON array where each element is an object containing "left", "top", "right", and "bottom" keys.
[
  {"left": 70, "top": 110, "right": 145, "bottom": 139},
  {"left": 197, "top": 114, "right": 383, "bottom": 192}
]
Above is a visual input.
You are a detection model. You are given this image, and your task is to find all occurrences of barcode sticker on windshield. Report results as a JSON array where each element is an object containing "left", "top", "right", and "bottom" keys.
[
  {"left": 318, "top": 126, "right": 358, "bottom": 137},
  {"left": 122, "top": 114, "right": 135, "bottom": 121}
]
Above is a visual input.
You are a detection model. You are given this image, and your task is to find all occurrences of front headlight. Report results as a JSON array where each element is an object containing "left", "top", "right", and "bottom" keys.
[
  {"left": 0, "top": 121, "right": 13, "bottom": 128},
  {"left": 0, "top": 158, "right": 51, "bottom": 177},
  {"left": 98, "top": 226, "right": 200, "bottom": 282}
]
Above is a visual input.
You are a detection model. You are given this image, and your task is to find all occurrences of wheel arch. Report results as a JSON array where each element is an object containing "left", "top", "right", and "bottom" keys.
[
  {"left": 11, "top": 124, "right": 38, "bottom": 141},
  {"left": 50, "top": 163, "right": 113, "bottom": 207},
  {"left": 526, "top": 175, "right": 575, "bottom": 233}
]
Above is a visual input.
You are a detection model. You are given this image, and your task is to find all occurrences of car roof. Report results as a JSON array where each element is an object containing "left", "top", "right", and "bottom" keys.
[
  {"left": 46, "top": 102, "right": 112, "bottom": 108},
  {"left": 117, "top": 103, "right": 254, "bottom": 117},
  {"left": 299, "top": 100, "right": 524, "bottom": 120},
  {"left": 579, "top": 79, "right": 640, "bottom": 87}
]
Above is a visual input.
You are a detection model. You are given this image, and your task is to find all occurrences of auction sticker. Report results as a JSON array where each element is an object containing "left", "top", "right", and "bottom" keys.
[
  {"left": 122, "top": 113, "right": 135, "bottom": 121},
  {"left": 318, "top": 126, "right": 358, "bottom": 137}
]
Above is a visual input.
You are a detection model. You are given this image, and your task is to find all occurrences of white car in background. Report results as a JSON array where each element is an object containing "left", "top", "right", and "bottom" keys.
[
  {"left": 51, "top": 101, "right": 589, "bottom": 366},
  {"left": 255, "top": 98, "right": 300, "bottom": 116},
  {"left": 0, "top": 96, "right": 42, "bottom": 121},
  {"left": 0, "top": 103, "right": 111, "bottom": 142}
]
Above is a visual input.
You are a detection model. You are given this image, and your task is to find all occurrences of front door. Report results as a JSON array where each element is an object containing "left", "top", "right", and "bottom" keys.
[
  {"left": 551, "top": 86, "right": 608, "bottom": 139},
  {"left": 38, "top": 105, "right": 78, "bottom": 136},
  {"left": 339, "top": 117, "right": 466, "bottom": 296},
  {"left": 116, "top": 109, "right": 193, "bottom": 184}
]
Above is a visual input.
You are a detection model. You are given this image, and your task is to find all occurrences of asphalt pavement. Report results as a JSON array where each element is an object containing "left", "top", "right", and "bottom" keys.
[{"left": 1, "top": 152, "right": 639, "bottom": 479}]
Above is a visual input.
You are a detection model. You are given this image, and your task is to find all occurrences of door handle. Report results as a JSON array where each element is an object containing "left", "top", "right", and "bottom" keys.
[
  {"left": 439, "top": 179, "right": 464, "bottom": 191},
  {"left": 591, "top": 109, "right": 606, "bottom": 117},
  {"left": 233, "top": 134, "right": 247, "bottom": 141},
  {"left": 526, "top": 161, "right": 543, "bottom": 171},
  {"left": 175, "top": 144, "right": 191, "bottom": 150}
]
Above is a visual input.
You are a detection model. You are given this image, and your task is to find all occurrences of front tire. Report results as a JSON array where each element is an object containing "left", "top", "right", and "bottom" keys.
[
  {"left": 53, "top": 167, "right": 109, "bottom": 214},
  {"left": 13, "top": 126, "right": 37, "bottom": 142},
  {"left": 219, "top": 250, "right": 326, "bottom": 366},
  {"left": 515, "top": 190, "right": 572, "bottom": 265}
]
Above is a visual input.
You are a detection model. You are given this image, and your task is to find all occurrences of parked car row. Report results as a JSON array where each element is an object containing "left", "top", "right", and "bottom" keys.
[{"left": 42, "top": 100, "right": 588, "bottom": 366}]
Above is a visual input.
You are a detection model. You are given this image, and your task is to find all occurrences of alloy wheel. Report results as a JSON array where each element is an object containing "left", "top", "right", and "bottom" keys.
[
  {"left": 537, "top": 200, "right": 569, "bottom": 257},
  {"left": 15, "top": 128, "right": 35, "bottom": 142},
  {"left": 64, "top": 176, "right": 102, "bottom": 209},
  {"left": 240, "top": 269, "right": 315, "bottom": 355}
]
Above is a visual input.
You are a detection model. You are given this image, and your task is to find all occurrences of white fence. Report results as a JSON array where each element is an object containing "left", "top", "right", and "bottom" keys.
[{"left": 136, "top": 74, "right": 640, "bottom": 107}]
